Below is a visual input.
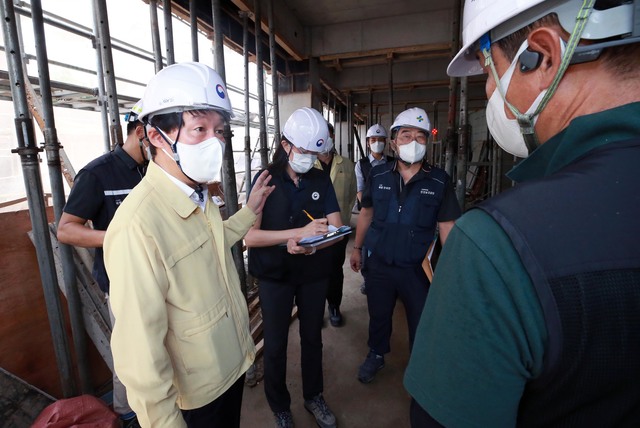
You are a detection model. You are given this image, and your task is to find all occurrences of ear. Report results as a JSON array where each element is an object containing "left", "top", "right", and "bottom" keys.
[
  {"left": 527, "top": 27, "right": 565, "bottom": 91},
  {"left": 135, "top": 124, "right": 146, "bottom": 141},
  {"left": 146, "top": 127, "right": 169, "bottom": 150}
]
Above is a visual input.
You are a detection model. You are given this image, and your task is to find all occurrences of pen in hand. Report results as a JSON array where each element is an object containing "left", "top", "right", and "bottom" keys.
[{"left": 303, "top": 210, "right": 315, "bottom": 221}]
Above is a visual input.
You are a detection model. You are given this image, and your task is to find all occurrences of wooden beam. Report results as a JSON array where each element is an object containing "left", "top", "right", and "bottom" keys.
[
  {"left": 230, "top": 0, "right": 305, "bottom": 61},
  {"left": 319, "top": 43, "right": 451, "bottom": 62}
]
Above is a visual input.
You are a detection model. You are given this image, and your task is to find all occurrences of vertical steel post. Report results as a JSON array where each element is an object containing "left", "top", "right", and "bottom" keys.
[
  {"left": 0, "top": 0, "right": 76, "bottom": 397},
  {"left": 242, "top": 11, "right": 252, "bottom": 197},
  {"left": 190, "top": 0, "right": 199, "bottom": 62},
  {"left": 163, "top": 0, "right": 175, "bottom": 65},
  {"left": 31, "top": 0, "right": 92, "bottom": 394},
  {"left": 267, "top": 0, "right": 280, "bottom": 143},
  {"left": 368, "top": 89, "right": 373, "bottom": 129},
  {"left": 90, "top": 7, "right": 110, "bottom": 153},
  {"left": 456, "top": 77, "right": 469, "bottom": 211},
  {"left": 253, "top": 0, "right": 269, "bottom": 167},
  {"left": 347, "top": 92, "right": 354, "bottom": 160},
  {"left": 337, "top": 105, "right": 342, "bottom": 156},
  {"left": 445, "top": 0, "right": 462, "bottom": 177},
  {"left": 149, "top": 0, "right": 164, "bottom": 72},
  {"left": 93, "top": 0, "right": 122, "bottom": 149},
  {"left": 432, "top": 101, "right": 439, "bottom": 166},
  {"left": 212, "top": 0, "right": 247, "bottom": 294},
  {"left": 388, "top": 55, "right": 394, "bottom": 123}
]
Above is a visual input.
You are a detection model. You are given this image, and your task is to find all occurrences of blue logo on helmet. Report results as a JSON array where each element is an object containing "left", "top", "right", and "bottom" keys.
[
  {"left": 216, "top": 84, "right": 226, "bottom": 99},
  {"left": 316, "top": 139, "right": 324, "bottom": 147}
]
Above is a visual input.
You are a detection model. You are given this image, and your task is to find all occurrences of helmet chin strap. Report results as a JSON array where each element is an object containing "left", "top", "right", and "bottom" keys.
[
  {"left": 481, "top": 0, "right": 595, "bottom": 155},
  {"left": 153, "top": 115, "right": 201, "bottom": 187}
]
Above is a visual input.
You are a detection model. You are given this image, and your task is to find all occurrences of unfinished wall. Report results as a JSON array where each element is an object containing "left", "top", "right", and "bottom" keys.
[{"left": 0, "top": 207, "right": 111, "bottom": 398}]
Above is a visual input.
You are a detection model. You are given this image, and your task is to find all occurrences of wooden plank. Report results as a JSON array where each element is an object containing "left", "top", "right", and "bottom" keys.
[{"left": 28, "top": 226, "right": 114, "bottom": 373}]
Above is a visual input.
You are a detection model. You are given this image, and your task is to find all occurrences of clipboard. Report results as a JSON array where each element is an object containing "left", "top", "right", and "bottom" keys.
[{"left": 298, "top": 225, "right": 353, "bottom": 248}]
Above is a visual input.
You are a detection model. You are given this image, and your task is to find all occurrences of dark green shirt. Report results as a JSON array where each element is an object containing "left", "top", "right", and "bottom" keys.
[{"left": 403, "top": 102, "right": 640, "bottom": 427}]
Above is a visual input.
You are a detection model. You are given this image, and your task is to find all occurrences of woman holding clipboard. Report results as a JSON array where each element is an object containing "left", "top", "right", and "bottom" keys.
[{"left": 245, "top": 107, "right": 342, "bottom": 428}]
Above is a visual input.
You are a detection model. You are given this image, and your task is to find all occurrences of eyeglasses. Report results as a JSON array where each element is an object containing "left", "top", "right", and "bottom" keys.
[{"left": 289, "top": 142, "right": 315, "bottom": 155}]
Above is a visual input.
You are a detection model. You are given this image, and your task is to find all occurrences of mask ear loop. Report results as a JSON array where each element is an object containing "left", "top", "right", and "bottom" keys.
[{"left": 480, "top": 0, "right": 596, "bottom": 155}]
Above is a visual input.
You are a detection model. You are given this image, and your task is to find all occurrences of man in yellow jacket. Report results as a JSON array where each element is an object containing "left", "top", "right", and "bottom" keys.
[
  {"left": 317, "top": 123, "right": 357, "bottom": 326},
  {"left": 104, "top": 62, "right": 273, "bottom": 428}
]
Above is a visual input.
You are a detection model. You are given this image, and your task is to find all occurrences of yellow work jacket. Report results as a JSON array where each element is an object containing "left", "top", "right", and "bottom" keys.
[
  {"left": 104, "top": 161, "right": 256, "bottom": 427},
  {"left": 316, "top": 154, "right": 357, "bottom": 226}
]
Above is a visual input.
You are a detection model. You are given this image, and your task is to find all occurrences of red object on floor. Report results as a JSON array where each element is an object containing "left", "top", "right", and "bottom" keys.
[{"left": 32, "top": 394, "right": 119, "bottom": 428}]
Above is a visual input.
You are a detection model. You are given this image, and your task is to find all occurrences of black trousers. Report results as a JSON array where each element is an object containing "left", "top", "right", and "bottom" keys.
[
  {"left": 180, "top": 374, "right": 245, "bottom": 428},
  {"left": 259, "top": 276, "right": 329, "bottom": 412},
  {"left": 364, "top": 254, "right": 430, "bottom": 354},
  {"left": 326, "top": 237, "right": 349, "bottom": 308}
]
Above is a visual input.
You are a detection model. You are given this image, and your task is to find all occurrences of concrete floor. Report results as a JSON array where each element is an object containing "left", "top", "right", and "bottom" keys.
[{"left": 240, "top": 214, "right": 412, "bottom": 428}]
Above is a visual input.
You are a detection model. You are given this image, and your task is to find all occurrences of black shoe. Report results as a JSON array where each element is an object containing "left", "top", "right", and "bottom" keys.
[
  {"left": 328, "top": 305, "right": 343, "bottom": 327},
  {"left": 304, "top": 394, "right": 336, "bottom": 428},
  {"left": 273, "top": 410, "right": 294, "bottom": 428},
  {"left": 357, "top": 351, "right": 385, "bottom": 383}
]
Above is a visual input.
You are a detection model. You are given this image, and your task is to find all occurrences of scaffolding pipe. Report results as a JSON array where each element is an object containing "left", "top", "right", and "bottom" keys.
[
  {"left": 242, "top": 11, "right": 252, "bottom": 197},
  {"left": 431, "top": 101, "right": 440, "bottom": 166},
  {"left": 388, "top": 55, "right": 394, "bottom": 123},
  {"left": 267, "top": 0, "right": 280, "bottom": 143},
  {"left": 31, "top": 0, "right": 92, "bottom": 394},
  {"left": 190, "top": 0, "right": 199, "bottom": 62},
  {"left": 347, "top": 93, "right": 354, "bottom": 160},
  {"left": 253, "top": 0, "right": 269, "bottom": 168},
  {"left": 212, "top": 0, "right": 247, "bottom": 294},
  {"left": 90, "top": 4, "right": 110, "bottom": 153},
  {"left": 0, "top": 0, "right": 76, "bottom": 397},
  {"left": 149, "top": 0, "right": 163, "bottom": 72},
  {"left": 445, "top": 0, "right": 462, "bottom": 177},
  {"left": 456, "top": 77, "right": 469, "bottom": 210},
  {"left": 163, "top": 0, "right": 175, "bottom": 65},
  {"left": 337, "top": 105, "right": 342, "bottom": 156},
  {"left": 92, "top": 0, "right": 122, "bottom": 149},
  {"left": 12, "top": 3, "right": 159, "bottom": 64},
  {"left": 368, "top": 89, "right": 373, "bottom": 129}
]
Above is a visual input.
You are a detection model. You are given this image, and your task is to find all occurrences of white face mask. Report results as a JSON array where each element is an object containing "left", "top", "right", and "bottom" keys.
[
  {"left": 370, "top": 141, "right": 385, "bottom": 154},
  {"left": 162, "top": 136, "right": 224, "bottom": 184},
  {"left": 289, "top": 151, "right": 317, "bottom": 174},
  {"left": 397, "top": 140, "right": 426, "bottom": 164},
  {"left": 485, "top": 41, "right": 551, "bottom": 158}
]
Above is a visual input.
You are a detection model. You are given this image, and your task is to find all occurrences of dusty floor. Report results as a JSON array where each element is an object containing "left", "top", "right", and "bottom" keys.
[{"left": 240, "top": 215, "right": 413, "bottom": 428}]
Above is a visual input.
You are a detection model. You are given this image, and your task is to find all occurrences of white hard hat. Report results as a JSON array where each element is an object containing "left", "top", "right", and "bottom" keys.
[
  {"left": 390, "top": 107, "right": 431, "bottom": 133},
  {"left": 139, "top": 62, "right": 233, "bottom": 121},
  {"left": 448, "top": 0, "right": 637, "bottom": 77},
  {"left": 366, "top": 124, "right": 387, "bottom": 139},
  {"left": 282, "top": 107, "right": 329, "bottom": 152}
]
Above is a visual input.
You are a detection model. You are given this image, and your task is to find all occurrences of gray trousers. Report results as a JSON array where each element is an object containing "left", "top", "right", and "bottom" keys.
[{"left": 107, "top": 295, "right": 135, "bottom": 417}]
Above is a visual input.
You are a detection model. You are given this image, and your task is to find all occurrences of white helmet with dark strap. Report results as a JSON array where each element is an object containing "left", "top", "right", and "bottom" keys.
[
  {"left": 138, "top": 62, "right": 233, "bottom": 121},
  {"left": 282, "top": 107, "right": 329, "bottom": 153},
  {"left": 390, "top": 107, "right": 431, "bottom": 133},
  {"left": 448, "top": 0, "right": 639, "bottom": 77},
  {"left": 366, "top": 124, "right": 388, "bottom": 139}
]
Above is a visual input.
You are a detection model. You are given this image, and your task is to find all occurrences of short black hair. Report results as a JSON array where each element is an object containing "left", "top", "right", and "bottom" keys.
[{"left": 126, "top": 120, "right": 142, "bottom": 136}]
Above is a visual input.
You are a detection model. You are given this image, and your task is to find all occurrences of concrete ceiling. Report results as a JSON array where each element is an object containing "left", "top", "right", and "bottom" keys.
[
  {"left": 214, "top": 0, "right": 486, "bottom": 122},
  {"left": 281, "top": 0, "right": 454, "bottom": 26}
]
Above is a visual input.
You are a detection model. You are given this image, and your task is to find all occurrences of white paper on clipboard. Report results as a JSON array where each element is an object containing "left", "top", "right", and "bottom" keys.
[{"left": 298, "top": 225, "right": 353, "bottom": 247}]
